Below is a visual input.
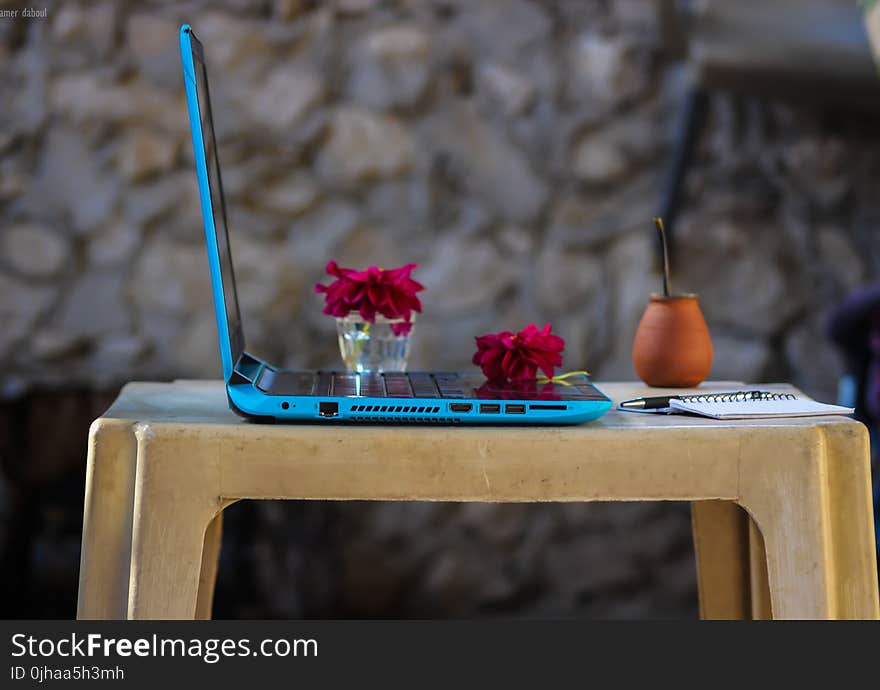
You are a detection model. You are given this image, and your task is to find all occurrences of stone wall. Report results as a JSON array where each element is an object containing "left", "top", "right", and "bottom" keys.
[
  {"left": 5, "top": 0, "right": 878, "bottom": 395},
  {"left": 2, "top": 0, "right": 879, "bottom": 618}
]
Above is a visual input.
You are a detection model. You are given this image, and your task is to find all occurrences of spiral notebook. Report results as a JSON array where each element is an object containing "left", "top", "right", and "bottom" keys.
[{"left": 664, "top": 391, "right": 853, "bottom": 420}]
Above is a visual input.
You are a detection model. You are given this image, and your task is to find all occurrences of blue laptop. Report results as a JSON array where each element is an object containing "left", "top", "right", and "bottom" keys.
[{"left": 179, "top": 25, "right": 612, "bottom": 424}]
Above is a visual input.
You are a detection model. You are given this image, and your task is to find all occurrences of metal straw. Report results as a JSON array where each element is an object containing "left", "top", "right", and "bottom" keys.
[{"left": 654, "top": 217, "right": 671, "bottom": 297}]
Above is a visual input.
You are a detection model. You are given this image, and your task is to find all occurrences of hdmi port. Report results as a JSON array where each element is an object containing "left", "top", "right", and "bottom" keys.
[
  {"left": 450, "top": 403, "right": 473, "bottom": 413},
  {"left": 479, "top": 404, "right": 501, "bottom": 414}
]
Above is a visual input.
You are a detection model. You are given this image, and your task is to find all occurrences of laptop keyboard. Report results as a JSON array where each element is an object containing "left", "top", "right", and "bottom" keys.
[
  {"left": 256, "top": 369, "right": 607, "bottom": 401},
  {"left": 328, "top": 372, "right": 442, "bottom": 397}
]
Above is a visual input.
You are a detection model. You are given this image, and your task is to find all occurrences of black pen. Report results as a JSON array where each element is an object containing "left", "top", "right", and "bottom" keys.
[
  {"left": 619, "top": 395, "right": 678, "bottom": 410},
  {"left": 620, "top": 390, "right": 772, "bottom": 410}
]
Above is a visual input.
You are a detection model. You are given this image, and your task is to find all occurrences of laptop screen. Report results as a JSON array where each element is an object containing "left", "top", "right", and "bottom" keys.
[{"left": 191, "top": 39, "right": 245, "bottom": 365}]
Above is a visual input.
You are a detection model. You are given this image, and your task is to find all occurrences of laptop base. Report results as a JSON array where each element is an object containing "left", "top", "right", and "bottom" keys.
[{"left": 226, "top": 355, "right": 613, "bottom": 425}]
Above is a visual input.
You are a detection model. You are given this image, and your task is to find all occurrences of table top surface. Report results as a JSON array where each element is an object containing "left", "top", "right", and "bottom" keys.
[{"left": 100, "top": 379, "right": 861, "bottom": 434}]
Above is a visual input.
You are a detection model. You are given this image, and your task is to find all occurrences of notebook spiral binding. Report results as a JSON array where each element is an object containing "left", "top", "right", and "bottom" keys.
[{"left": 677, "top": 390, "right": 796, "bottom": 403}]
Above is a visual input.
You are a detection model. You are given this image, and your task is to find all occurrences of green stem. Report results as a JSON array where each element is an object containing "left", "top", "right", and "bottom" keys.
[{"left": 351, "top": 322, "right": 370, "bottom": 367}]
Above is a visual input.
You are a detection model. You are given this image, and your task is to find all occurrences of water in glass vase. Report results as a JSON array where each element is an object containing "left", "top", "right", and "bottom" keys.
[{"left": 336, "top": 315, "right": 414, "bottom": 373}]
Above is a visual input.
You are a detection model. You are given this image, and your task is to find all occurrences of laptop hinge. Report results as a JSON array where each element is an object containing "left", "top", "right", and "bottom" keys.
[{"left": 229, "top": 352, "right": 264, "bottom": 385}]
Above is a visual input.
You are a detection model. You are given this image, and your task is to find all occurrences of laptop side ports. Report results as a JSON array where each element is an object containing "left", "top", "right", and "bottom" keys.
[
  {"left": 505, "top": 404, "right": 526, "bottom": 414},
  {"left": 479, "top": 404, "right": 501, "bottom": 414},
  {"left": 318, "top": 402, "right": 339, "bottom": 417},
  {"left": 449, "top": 403, "right": 473, "bottom": 413}
]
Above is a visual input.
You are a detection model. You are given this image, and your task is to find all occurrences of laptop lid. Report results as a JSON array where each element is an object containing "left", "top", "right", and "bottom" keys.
[{"left": 180, "top": 25, "right": 245, "bottom": 381}]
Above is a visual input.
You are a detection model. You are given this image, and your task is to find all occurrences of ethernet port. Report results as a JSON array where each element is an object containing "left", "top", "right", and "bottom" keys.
[{"left": 319, "top": 401, "right": 339, "bottom": 418}]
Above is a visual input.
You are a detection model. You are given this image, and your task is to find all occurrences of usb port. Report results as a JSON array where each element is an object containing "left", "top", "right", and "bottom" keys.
[
  {"left": 479, "top": 404, "right": 501, "bottom": 414},
  {"left": 450, "top": 403, "right": 473, "bottom": 413},
  {"left": 505, "top": 404, "right": 526, "bottom": 414},
  {"left": 318, "top": 402, "right": 339, "bottom": 417}
]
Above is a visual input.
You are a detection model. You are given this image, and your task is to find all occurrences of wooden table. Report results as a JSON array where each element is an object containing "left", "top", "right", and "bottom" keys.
[{"left": 77, "top": 380, "right": 879, "bottom": 620}]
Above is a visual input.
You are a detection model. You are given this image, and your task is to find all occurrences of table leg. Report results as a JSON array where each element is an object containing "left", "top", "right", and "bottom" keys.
[
  {"left": 747, "top": 518, "right": 771, "bottom": 619},
  {"left": 196, "top": 510, "right": 224, "bottom": 620},
  {"left": 691, "top": 500, "right": 751, "bottom": 619},
  {"left": 77, "top": 419, "right": 138, "bottom": 620},
  {"left": 127, "top": 427, "right": 223, "bottom": 620},
  {"left": 739, "top": 425, "right": 880, "bottom": 619}
]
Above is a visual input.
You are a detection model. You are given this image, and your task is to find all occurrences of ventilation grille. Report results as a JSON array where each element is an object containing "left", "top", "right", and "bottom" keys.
[
  {"left": 351, "top": 416, "right": 460, "bottom": 424},
  {"left": 350, "top": 405, "right": 442, "bottom": 414},
  {"left": 348, "top": 404, "right": 460, "bottom": 423}
]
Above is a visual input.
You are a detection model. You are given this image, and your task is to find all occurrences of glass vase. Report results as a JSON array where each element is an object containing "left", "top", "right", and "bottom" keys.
[{"left": 336, "top": 314, "right": 414, "bottom": 373}]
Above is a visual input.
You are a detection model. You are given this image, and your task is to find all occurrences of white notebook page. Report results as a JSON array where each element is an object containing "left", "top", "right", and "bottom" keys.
[{"left": 668, "top": 398, "right": 854, "bottom": 420}]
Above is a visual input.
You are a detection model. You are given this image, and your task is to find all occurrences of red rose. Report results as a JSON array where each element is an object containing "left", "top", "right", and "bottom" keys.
[
  {"left": 472, "top": 323, "right": 565, "bottom": 382},
  {"left": 315, "top": 261, "right": 424, "bottom": 324}
]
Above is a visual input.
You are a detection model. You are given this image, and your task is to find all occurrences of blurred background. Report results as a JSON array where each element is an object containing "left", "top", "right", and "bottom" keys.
[{"left": 2, "top": 0, "right": 880, "bottom": 618}]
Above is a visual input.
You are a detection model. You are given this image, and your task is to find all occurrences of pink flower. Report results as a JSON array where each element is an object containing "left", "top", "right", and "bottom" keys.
[
  {"left": 315, "top": 261, "right": 424, "bottom": 325},
  {"left": 472, "top": 323, "right": 565, "bottom": 382},
  {"left": 391, "top": 320, "right": 413, "bottom": 337}
]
